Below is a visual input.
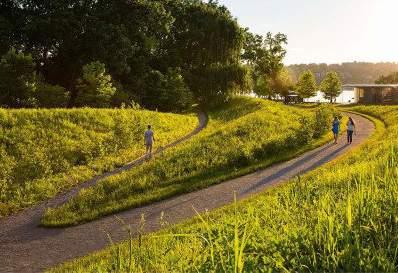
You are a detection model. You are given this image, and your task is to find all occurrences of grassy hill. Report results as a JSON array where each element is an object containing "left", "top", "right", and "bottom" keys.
[
  {"left": 42, "top": 98, "right": 338, "bottom": 226},
  {"left": 49, "top": 105, "right": 398, "bottom": 273},
  {"left": 0, "top": 108, "right": 197, "bottom": 216}
]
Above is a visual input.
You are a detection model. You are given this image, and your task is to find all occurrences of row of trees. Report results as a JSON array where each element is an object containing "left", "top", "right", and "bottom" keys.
[
  {"left": 296, "top": 70, "right": 342, "bottom": 103},
  {"left": 0, "top": 0, "right": 255, "bottom": 110},
  {"left": 375, "top": 72, "right": 398, "bottom": 84},
  {"left": 0, "top": 49, "right": 115, "bottom": 108},
  {"left": 239, "top": 31, "right": 342, "bottom": 103},
  {"left": 252, "top": 65, "right": 342, "bottom": 103}
]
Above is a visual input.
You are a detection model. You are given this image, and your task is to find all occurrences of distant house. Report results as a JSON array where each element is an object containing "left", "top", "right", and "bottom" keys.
[
  {"left": 343, "top": 84, "right": 398, "bottom": 104},
  {"left": 285, "top": 91, "right": 303, "bottom": 104}
]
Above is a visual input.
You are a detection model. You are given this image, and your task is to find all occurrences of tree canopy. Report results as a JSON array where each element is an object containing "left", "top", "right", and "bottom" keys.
[
  {"left": 375, "top": 72, "right": 398, "bottom": 84},
  {"left": 243, "top": 31, "right": 288, "bottom": 99},
  {"left": 320, "top": 71, "right": 342, "bottom": 103},
  {"left": 295, "top": 70, "right": 317, "bottom": 99},
  {"left": 0, "top": 0, "right": 261, "bottom": 110}
]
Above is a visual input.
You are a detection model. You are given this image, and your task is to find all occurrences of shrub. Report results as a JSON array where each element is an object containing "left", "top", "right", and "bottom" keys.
[
  {"left": 74, "top": 62, "right": 116, "bottom": 108},
  {"left": 0, "top": 48, "right": 37, "bottom": 107},
  {"left": 35, "top": 82, "right": 69, "bottom": 108}
]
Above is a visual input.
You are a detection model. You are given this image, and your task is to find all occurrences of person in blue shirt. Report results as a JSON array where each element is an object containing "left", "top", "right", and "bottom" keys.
[{"left": 332, "top": 116, "right": 340, "bottom": 144}]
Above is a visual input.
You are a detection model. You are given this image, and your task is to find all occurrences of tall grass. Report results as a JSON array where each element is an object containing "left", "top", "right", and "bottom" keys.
[
  {"left": 43, "top": 98, "right": 338, "bottom": 226},
  {"left": 49, "top": 105, "right": 398, "bottom": 273},
  {"left": 0, "top": 108, "right": 197, "bottom": 216}
]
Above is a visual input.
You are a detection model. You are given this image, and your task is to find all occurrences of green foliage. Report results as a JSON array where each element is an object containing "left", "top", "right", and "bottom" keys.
[
  {"left": 35, "top": 82, "right": 69, "bottom": 108},
  {"left": 245, "top": 32, "right": 288, "bottom": 99},
  {"left": 144, "top": 69, "right": 193, "bottom": 112},
  {"left": 49, "top": 106, "right": 398, "bottom": 273},
  {"left": 1, "top": 0, "right": 256, "bottom": 110},
  {"left": 320, "top": 71, "right": 342, "bottom": 103},
  {"left": 253, "top": 75, "right": 272, "bottom": 98},
  {"left": 0, "top": 48, "right": 37, "bottom": 107},
  {"left": 312, "top": 105, "right": 340, "bottom": 138},
  {"left": 166, "top": 1, "right": 250, "bottom": 106},
  {"left": 187, "top": 63, "right": 251, "bottom": 106},
  {"left": 375, "top": 71, "right": 398, "bottom": 84},
  {"left": 0, "top": 108, "right": 197, "bottom": 216},
  {"left": 295, "top": 70, "right": 317, "bottom": 98},
  {"left": 74, "top": 62, "right": 116, "bottom": 108},
  {"left": 271, "top": 67, "right": 293, "bottom": 101},
  {"left": 42, "top": 98, "right": 335, "bottom": 226}
]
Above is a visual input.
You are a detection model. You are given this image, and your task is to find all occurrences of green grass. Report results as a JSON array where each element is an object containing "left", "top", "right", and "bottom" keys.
[
  {"left": 0, "top": 108, "right": 197, "bottom": 216},
  {"left": 42, "top": 98, "right": 339, "bottom": 226},
  {"left": 48, "top": 105, "right": 398, "bottom": 273}
]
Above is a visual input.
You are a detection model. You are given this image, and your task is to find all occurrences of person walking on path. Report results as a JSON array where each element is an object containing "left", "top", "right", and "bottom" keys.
[
  {"left": 332, "top": 116, "right": 340, "bottom": 144},
  {"left": 347, "top": 117, "right": 356, "bottom": 144},
  {"left": 144, "top": 125, "right": 155, "bottom": 156}
]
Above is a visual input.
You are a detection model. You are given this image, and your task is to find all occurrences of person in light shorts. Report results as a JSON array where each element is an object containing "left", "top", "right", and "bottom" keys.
[
  {"left": 144, "top": 125, "right": 155, "bottom": 155},
  {"left": 346, "top": 117, "right": 356, "bottom": 144}
]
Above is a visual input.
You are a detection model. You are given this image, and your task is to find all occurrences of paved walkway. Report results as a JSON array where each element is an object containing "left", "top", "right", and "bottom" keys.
[{"left": 0, "top": 113, "right": 374, "bottom": 273}]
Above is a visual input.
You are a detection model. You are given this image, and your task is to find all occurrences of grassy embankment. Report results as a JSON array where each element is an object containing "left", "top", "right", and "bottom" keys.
[
  {"left": 0, "top": 109, "right": 197, "bottom": 216},
  {"left": 49, "top": 105, "right": 398, "bottom": 273},
  {"left": 43, "top": 98, "right": 339, "bottom": 226}
]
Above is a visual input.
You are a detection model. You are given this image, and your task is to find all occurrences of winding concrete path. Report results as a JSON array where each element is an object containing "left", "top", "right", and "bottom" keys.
[{"left": 0, "top": 112, "right": 374, "bottom": 273}]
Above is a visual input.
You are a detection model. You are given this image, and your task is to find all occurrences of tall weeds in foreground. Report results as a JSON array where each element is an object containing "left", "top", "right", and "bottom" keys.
[{"left": 94, "top": 193, "right": 257, "bottom": 273}]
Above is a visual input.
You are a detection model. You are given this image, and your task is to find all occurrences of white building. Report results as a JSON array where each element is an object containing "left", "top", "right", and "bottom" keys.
[{"left": 304, "top": 87, "right": 357, "bottom": 104}]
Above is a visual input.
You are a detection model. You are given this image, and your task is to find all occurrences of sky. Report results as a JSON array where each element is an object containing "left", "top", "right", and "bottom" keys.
[{"left": 217, "top": 0, "right": 398, "bottom": 65}]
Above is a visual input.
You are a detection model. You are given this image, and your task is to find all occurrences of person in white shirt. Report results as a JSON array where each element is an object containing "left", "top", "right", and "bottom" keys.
[
  {"left": 144, "top": 125, "right": 155, "bottom": 155},
  {"left": 346, "top": 117, "right": 356, "bottom": 144}
]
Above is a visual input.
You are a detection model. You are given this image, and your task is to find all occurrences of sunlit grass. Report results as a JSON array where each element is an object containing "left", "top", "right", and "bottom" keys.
[
  {"left": 0, "top": 108, "right": 197, "bottom": 216},
  {"left": 49, "top": 105, "right": 398, "bottom": 273},
  {"left": 43, "top": 98, "right": 339, "bottom": 227}
]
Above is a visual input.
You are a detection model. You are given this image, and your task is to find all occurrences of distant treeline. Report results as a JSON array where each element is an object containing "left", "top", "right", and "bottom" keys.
[{"left": 288, "top": 62, "right": 398, "bottom": 84}]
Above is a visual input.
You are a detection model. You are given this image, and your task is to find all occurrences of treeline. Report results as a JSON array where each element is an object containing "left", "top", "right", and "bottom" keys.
[
  {"left": 1, "top": 0, "right": 264, "bottom": 110},
  {"left": 288, "top": 62, "right": 398, "bottom": 85},
  {"left": 376, "top": 72, "right": 398, "bottom": 84}
]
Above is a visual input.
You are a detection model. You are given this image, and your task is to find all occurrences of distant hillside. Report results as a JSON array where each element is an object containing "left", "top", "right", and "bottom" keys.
[{"left": 288, "top": 62, "right": 398, "bottom": 84}]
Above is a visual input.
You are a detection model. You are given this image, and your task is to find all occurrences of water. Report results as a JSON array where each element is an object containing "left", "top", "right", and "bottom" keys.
[{"left": 305, "top": 90, "right": 356, "bottom": 104}]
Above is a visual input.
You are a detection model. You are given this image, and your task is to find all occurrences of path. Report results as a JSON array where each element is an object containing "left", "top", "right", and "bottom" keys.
[{"left": 0, "top": 113, "right": 374, "bottom": 273}]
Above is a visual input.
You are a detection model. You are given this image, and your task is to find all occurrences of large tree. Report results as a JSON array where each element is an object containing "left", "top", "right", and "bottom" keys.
[
  {"left": 295, "top": 70, "right": 317, "bottom": 99},
  {"left": 272, "top": 67, "right": 293, "bottom": 103},
  {"left": 243, "top": 31, "right": 288, "bottom": 99},
  {"left": 160, "top": 0, "right": 250, "bottom": 106},
  {"left": 320, "top": 71, "right": 342, "bottom": 103}
]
